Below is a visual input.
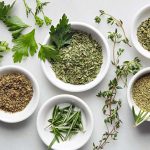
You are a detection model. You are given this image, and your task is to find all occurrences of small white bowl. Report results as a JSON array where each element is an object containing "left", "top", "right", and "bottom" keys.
[
  {"left": 37, "top": 94, "right": 94, "bottom": 150},
  {"left": 0, "top": 65, "right": 40, "bottom": 123},
  {"left": 131, "top": 4, "right": 150, "bottom": 58},
  {"left": 41, "top": 22, "right": 110, "bottom": 92},
  {"left": 127, "top": 67, "right": 150, "bottom": 121}
]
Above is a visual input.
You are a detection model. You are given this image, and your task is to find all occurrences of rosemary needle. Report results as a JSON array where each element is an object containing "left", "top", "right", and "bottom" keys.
[{"left": 47, "top": 104, "right": 84, "bottom": 149}]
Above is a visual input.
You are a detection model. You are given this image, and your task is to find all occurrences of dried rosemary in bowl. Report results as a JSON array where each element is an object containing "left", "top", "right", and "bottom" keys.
[
  {"left": 0, "top": 73, "right": 33, "bottom": 113},
  {"left": 132, "top": 74, "right": 150, "bottom": 112},
  {"left": 51, "top": 31, "right": 103, "bottom": 85},
  {"left": 137, "top": 18, "right": 150, "bottom": 51}
]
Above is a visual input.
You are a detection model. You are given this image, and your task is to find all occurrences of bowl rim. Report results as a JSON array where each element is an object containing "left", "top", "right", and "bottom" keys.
[
  {"left": 127, "top": 67, "right": 150, "bottom": 121},
  {"left": 131, "top": 4, "right": 150, "bottom": 59},
  {"left": 41, "top": 21, "right": 110, "bottom": 92},
  {"left": 0, "top": 65, "right": 40, "bottom": 123},
  {"left": 36, "top": 94, "right": 94, "bottom": 150}
]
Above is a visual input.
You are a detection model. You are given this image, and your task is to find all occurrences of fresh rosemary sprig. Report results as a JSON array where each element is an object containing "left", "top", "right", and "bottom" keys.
[
  {"left": 93, "top": 10, "right": 141, "bottom": 150},
  {"left": 47, "top": 105, "right": 84, "bottom": 149},
  {"left": 132, "top": 107, "right": 150, "bottom": 127}
]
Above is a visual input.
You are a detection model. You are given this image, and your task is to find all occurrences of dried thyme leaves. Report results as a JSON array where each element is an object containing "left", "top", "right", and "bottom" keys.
[
  {"left": 51, "top": 31, "right": 103, "bottom": 85},
  {"left": 0, "top": 73, "right": 33, "bottom": 113},
  {"left": 137, "top": 18, "right": 150, "bottom": 51},
  {"left": 132, "top": 74, "right": 150, "bottom": 112}
]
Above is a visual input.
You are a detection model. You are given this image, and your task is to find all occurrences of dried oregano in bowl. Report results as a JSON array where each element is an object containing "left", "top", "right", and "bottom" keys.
[{"left": 51, "top": 31, "right": 103, "bottom": 85}]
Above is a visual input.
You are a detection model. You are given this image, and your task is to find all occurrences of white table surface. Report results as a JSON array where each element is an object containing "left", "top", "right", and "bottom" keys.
[{"left": 1, "top": 0, "right": 150, "bottom": 150}]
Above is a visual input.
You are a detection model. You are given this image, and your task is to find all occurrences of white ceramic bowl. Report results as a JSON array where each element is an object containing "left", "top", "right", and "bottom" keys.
[
  {"left": 37, "top": 94, "right": 94, "bottom": 150},
  {"left": 127, "top": 67, "right": 150, "bottom": 121},
  {"left": 41, "top": 22, "right": 110, "bottom": 92},
  {"left": 131, "top": 4, "right": 150, "bottom": 58},
  {"left": 0, "top": 65, "right": 40, "bottom": 123}
]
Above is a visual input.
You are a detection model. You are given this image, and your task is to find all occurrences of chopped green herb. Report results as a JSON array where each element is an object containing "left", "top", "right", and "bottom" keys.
[
  {"left": 12, "top": 29, "right": 38, "bottom": 63},
  {"left": 47, "top": 105, "right": 84, "bottom": 149},
  {"left": 51, "top": 31, "right": 103, "bottom": 85},
  {"left": 137, "top": 18, "right": 150, "bottom": 51}
]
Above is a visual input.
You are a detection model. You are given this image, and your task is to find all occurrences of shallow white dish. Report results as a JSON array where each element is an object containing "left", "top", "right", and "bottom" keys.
[
  {"left": 127, "top": 67, "right": 150, "bottom": 121},
  {"left": 41, "top": 22, "right": 110, "bottom": 92},
  {"left": 0, "top": 65, "right": 40, "bottom": 123},
  {"left": 37, "top": 94, "right": 94, "bottom": 150},
  {"left": 131, "top": 4, "right": 150, "bottom": 59}
]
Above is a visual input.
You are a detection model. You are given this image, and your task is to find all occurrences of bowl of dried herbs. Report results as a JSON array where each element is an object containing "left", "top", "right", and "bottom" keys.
[
  {"left": 127, "top": 67, "right": 150, "bottom": 124},
  {"left": 0, "top": 65, "right": 40, "bottom": 123},
  {"left": 37, "top": 94, "right": 93, "bottom": 150},
  {"left": 131, "top": 4, "right": 150, "bottom": 59},
  {"left": 40, "top": 14, "right": 110, "bottom": 92}
]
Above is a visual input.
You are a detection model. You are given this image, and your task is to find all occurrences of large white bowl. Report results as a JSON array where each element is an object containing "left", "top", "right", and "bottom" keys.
[
  {"left": 37, "top": 94, "right": 94, "bottom": 150},
  {"left": 41, "top": 22, "right": 110, "bottom": 92},
  {"left": 131, "top": 4, "right": 150, "bottom": 58},
  {"left": 0, "top": 65, "right": 40, "bottom": 123},
  {"left": 127, "top": 67, "right": 150, "bottom": 121}
]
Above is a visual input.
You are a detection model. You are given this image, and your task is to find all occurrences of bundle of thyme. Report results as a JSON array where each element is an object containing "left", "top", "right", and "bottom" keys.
[{"left": 93, "top": 10, "right": 141, "bottom": 150}]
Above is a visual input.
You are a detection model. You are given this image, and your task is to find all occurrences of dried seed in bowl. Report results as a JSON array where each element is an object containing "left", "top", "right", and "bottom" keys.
[
  {"left": 132, "top": 74, "right": 150, "bottom": 112},
  {"left": 0, "top": 73, "right": 33, "bottom": 113},
  {"left": 137, "top": 18, "right": 150, "bottom": 51}
]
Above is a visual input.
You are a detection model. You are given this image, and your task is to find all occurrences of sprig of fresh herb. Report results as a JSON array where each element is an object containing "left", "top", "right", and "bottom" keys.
[
  {"left": 23, "top": 0, "right": 51, "bottom": 27},
  {"left": 93, "top": 10, "right": 141, "bottom": 150},
  {"left": 47, "top": 105, "right": 84, "bottom": 149},
  {"left": 95, "top": 10, "right": 131, "bottom": 47},
  {"left": 132, "top": 107, "right": 150, "bottom": 127},
  {"left": 0, "top": 1, "right": 29, "bottom": 39},
  {"left": 4, "top": 16, "right": 29, "bottom": 39},
  {"left": 38, "top": 14, "right": 73, "bottom": 61},
  {"left": 0, "top": 41, "right": 10, "bottom": 61},
  {"left": 12, "top": 29, "right": 38, "bottom": 63}
]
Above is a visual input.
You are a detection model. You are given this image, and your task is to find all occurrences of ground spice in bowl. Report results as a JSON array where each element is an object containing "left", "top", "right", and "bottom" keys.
[
  {"left": 137, "top": 18, "right": 150, "bottom": 51},
  {"left": 132, "top": 74, "right": 150, "bottom": 112},
  {"left": 0, "top": 73, "right": 33, "bottom": 113},
  {"left": 51, "top": 31, "right": 103, "bottom": 85}
]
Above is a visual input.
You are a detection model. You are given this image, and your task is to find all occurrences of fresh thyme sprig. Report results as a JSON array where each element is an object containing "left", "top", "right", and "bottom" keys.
[
  {"left": 95, "top": 10, "right": 131, "bottom": 47},
  {"left": 132, "top": 107, "right": 150, "bottom": 127},
  {"left": 93, "top": 10, "right": 141, "bottom": 150}
]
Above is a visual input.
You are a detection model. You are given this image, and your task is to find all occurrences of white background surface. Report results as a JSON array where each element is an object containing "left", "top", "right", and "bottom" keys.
[{"left": 1, "top": 0, "right": 150, "bottom": 150}]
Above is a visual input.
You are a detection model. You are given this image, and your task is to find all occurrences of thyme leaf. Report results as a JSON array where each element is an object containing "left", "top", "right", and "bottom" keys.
[{"left": 94, "top": 10, "right": 141, "bottom": 150}]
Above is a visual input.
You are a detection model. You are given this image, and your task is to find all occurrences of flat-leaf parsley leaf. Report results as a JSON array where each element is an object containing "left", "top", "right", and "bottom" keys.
[{"left": 12, "top": 29, "right": 38, "bottom": 63}]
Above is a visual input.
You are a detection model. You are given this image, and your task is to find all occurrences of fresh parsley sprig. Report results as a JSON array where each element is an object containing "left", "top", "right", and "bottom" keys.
[
  {"left": 0, "top": 41, "right": 10, "bottom": 61},
  {"left": 12, "top": 29, "right": 38, "bottom": 63},
  {"left": 0, "top": 1, "right": 29, "bottom": 39},
  {"left": 38, "top": 14, "right": 73, "bottom": 62},
  {"left": 93, "top": 10, "right": 141, "bottom": 150}
]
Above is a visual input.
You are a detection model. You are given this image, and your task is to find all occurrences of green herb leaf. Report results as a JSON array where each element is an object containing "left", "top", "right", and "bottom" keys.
[
  {"left": 44, "top": 15, "right": 52, "bottom": 25},
  {"left": 0, "top": 1, "right": 15, "bottom": 21},
  {"left": 4, "top": 16, "right": 29, "bottom": 39},
  {"left": 34, "top": 15, "right": 44, "bottom": 27},
  {"left": 23, "top": 0, "right": 32, "bottom": 17},
  {"left": 0, "top": 41, "right": 10, "bottom": 61},
  {"left": 12, "top": 29, "right": 38, "bottom": 63},
  {"left": 38, "top": 44, "right": 60, "bottom": 62},
  {"left": 50, "top": 14, "right": 73, "bottom": 49},
  {"left": 132, "top": 106, "right": 150, "bottom": 127},
  {"left": 35, "top": 0, "right": 49, "bottom": 15}
]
